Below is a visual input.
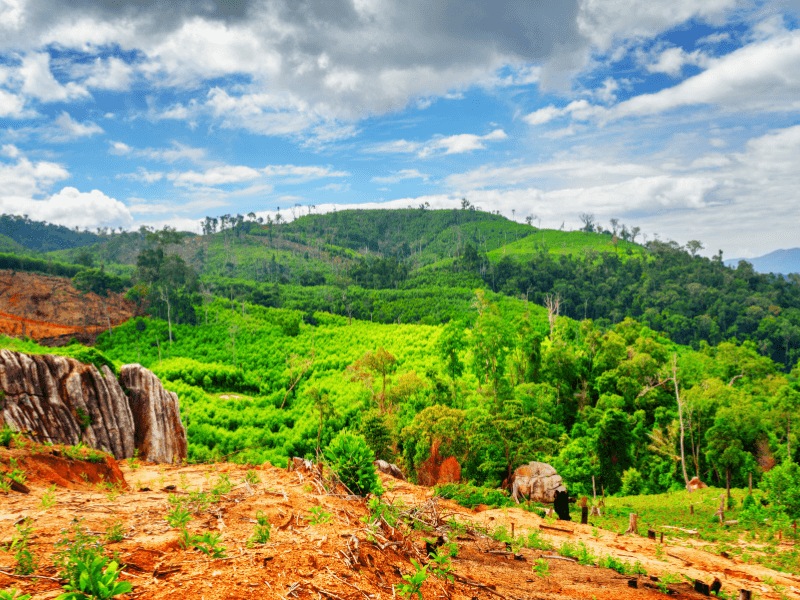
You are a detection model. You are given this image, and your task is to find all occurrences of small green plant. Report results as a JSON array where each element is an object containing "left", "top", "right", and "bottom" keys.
[
  {"left": 75, "top": 407, "right": 93, "bottom": 432},
  {"left": 39, "top": 484, "right": 57, "bottom": 510},
  {"left": 178, "top": 526, "right": 194, "bottom": 550},
  {"left": 397, "top": 559, "right": 428, "bottom": 600},
  {"left": 525, "top": 528, "right": 553, "bottom": 551},
  {"left": 0, "top": 478, "right": 11, "bottom": 494},
  {"left": 324, "top": 429, "right": 383, "bottom": 496},
  {"left": 244, "top": 470, "right": 260, "bottom": 486},
  {"left": 532, "top": 558, "right": 550, "bottom": 580},
  {"left": 210, "top": 474, "right": 233, "bottom": 501},
  {"left": 104, "top": 520, "right": 125, "bottom": 543},
  {"left": 53, "top": 519, "right": 106, "bottom": 585},
  {"left": 250, "top": 511, "right": 271, "bottom": 544},
  {"left": 0, "top": 423, "right": 14, "bottom": 448},
  {"left": 305, "top": 505, "right": 332, "bottom": 525},
  {"left": 654, "top": 544, "right": 666, "bottom": 561},
  {"left": 0, "top": 589, "right": 31, "bottom": 600},
  {"left": 428, "top": 549, "right": 454, "bottom": 582},
  {"left": 55, "top": 557, "right": 132, "bottom": 600},
  {"left": 6, "top": 518, "right": 37, "bottom": 575},
  {"left": 191, "top": 531, "right": 227, "bottom": 558},
  {"left": 166, "top": 501, "right": 192, "bottom": 529},
  {"left": 178, "top": 473, "right": 188, "bottom": 490}
]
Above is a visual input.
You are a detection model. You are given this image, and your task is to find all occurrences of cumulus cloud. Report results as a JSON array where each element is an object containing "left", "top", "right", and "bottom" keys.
[
  {"left": 371, "top": 169, "right": 430, "bottom": 184},
  {"left": 367, "top": 129, "right": 506, "bottom": 158},
  {"left": 19, "top": 52, "right": 89, "bottom": 102},
  {"left": 108, "top": 140, "right": 132, "bottom": 155},
  {"left": 0, "top": 156, "right": 70, "bottom": 199},
  {"left": 48, "top": 111, "right": 103, "bottom": 142},
  {"left": 643, "top": 46, "right": 709, "bottom": 76},
  {"left": 81, "top": 56, "right": 134, "bottom": 91}
]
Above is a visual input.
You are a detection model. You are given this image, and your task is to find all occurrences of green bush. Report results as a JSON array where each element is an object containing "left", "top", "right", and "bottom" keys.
[
  {"left": 435, "top": 482, "right": 512, "bottom": 508},
  {"left": 760, "top": 460, "right": 800, "bottom": 518},
  {"left": 620, "top": 468, "right": 645, "bottom": 496},
  {"left": 325, "top": 430, "right": 383, "bottom": 496}
]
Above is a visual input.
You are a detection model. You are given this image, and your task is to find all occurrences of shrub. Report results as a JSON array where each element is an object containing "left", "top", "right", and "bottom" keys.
[
  {"left": 325, "top": 430, "right": 383, "bottom": 496},
  {"left": 760, "top": 460, "right": 800, "bottom": 518},
  {"left": 620, "top": 468, "right": 645, "bottom": 496}
]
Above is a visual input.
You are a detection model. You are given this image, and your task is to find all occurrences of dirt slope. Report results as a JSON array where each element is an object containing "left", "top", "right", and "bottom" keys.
[
  {"left": 1, "top": 447, "right": 796, "bottom": 600},
  {"left": 0, "top": 270, "right": 136, "bottom": 342}
]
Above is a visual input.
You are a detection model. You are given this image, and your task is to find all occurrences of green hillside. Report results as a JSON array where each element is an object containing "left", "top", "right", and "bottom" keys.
[{"left": 487, "top": 228, "right": 645, "bottom": 260}]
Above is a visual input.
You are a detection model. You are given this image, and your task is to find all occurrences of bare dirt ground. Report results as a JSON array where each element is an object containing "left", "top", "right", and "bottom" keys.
[
  {"left": 0, "top": 445, "right": 797, "bottom": 600},
  {"left": 0, "top": 270, "right": 136, "bottom": 341}
]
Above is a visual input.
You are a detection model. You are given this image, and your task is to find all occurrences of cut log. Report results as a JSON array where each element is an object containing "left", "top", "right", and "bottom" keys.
[
  {"left": 739, "top": 590, "right": 752, "bottom": 600},
  {"left": 581, "top": 506, "right": 589, "bottom": 525},
  {"left": 662, "top": 526, "right": 698, "bottom": 535},
  {"left": 624, "top": 513, "right": 638, "bottom": 535}
]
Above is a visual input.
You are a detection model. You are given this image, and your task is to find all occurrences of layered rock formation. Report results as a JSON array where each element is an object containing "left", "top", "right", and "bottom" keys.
[
  {"left": 121, "top": 364, "right": 187, "bottom": 465},
  {"left": 510, "top": 461, "right": 567, "bottom": 504},
  {"left": 0, "top": 350, "right": 187, "bottom": 464}
]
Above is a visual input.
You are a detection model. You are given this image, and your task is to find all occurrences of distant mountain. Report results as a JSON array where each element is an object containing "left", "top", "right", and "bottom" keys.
[
  {"left": 726, "top": 248, "right": 800, "bottom": 275},
  {"left": 0, "top": 214, "right": 101, "bottom": 252}
]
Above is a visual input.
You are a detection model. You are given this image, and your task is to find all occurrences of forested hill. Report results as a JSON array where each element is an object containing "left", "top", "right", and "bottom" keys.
[
  {"left": 0, "top": 214, "right": 102, "bottom": 252},
  {"left": 1, "top": 209, "right": 796, "bottom": 371}
]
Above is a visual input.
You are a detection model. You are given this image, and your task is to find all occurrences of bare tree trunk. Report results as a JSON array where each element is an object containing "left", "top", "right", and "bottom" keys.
[{"left": 672, "top": 354, "right": 691, "bottom": 491}]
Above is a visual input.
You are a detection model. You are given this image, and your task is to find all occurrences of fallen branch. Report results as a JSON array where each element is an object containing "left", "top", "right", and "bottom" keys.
[
  {"left": 451, "top": 573, "right": 508, "bottom": 600},
  {"left": 541, "top": 555, "right": 577, "bottom": 563},
  {"left": 0, "top": 570, "right": 61, "bottom": 582},
  {"left": 661, "top": 526, "right": 698, "bottom": 535},
  {"left": 539, "top": 524, "right": 572, "bottom": 534}
]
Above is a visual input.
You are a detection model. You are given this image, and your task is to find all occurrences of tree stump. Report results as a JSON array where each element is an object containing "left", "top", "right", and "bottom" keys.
[
  {"left": 739, "top": 590, "right": 752, "bottom": 600},
  {"left": 647, "top": 529, "right": 656, "bottom": 540},
  {"left": 625, "top": 513, "right": 638, "bottom": 535},
  {"left": 581, "top": 506, "right": 589, "bottom": 525}
]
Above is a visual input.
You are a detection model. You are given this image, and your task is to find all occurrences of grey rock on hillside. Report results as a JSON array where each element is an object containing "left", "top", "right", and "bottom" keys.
[{"left": 0, "top": 350, "right": 187, "bottom": 464}]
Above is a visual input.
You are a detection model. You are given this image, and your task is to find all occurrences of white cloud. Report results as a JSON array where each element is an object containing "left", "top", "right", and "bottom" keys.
[
  {"left": 367, "top": 129, "right": 506, "bottom": 158},
  {"left": 118, "top": 168, "right": 165, "bottom": 184},
  {"left": 1, "top": 144, "right": 20, "bottom": 158},
  {"left": 367, "top": 139, "right": 423, "bottom": 154},
  {"left": 0, "top": 156, "right": 70, "bottom": 199},
  {"left": 82, "top": 56, "right": 133, "bottom": 91},
  {"left": 48, "top": 111, "right": 103, "bottom": 142},
  {"left": 0, "top": 89, "right": 31, "bottom": 118},
  {"left": 697, "top": 32, "right": 731, "bottom": 45},
  {"left": 644, "top": 46, "right": 709, "bottom": 76},
  {"left": 0, "top": 185, "right": 131, "bottom": 229},
  {"left": 108, "top": 141, "right": 132, "bottom": 155},
  {"left": 19, "top": 52, "right": 89, "bottom": 102},
  {"left": 371, "top": 169, "right": 429, "bottom": 184},
  {"left": 169, "top": 165, "right": 262, "bottom": 187},
  {"left": 262, "top": 164, "right": 349, "bottom": 181},
  {"left": 138, "top": 142, "right": 207, "bottom": 164}
]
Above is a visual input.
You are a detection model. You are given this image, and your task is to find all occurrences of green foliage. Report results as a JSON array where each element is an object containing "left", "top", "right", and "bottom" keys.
[
  {"left": 55, "top": 557, "right": 131, "bottom": 600},
  {"left": 435, "top": 483, "right": 512, "bottom": 509},
  {"left": 559, "top": 541, "right": 597, "bottom": 565},
  {"left": 0, "top": 423, "right": 12, "bottom": 448},
  {"left": 325, "top": 430, "right": 383, "bottom": 496},
  {"left": 0, "top": 589, "right": 31, "bottom": 600},
  {"left": 397, "top": 559, "right": 428, "bottom": 600},
  {"left": 359, "top": 410, "right": 393, "bottom": 462},
  {"left": 524, "top": 528, "right": 554, "bottom": 551},
  {"left": 39, "top": 484, "right": 57, "bottom": 510},
  {"left": 190, "top": 532, "right": 227, "bottom": 558},
  {"left": 72, "top": 268, "right": 127, "bottom": 297},
  {"left": 305, "top": 506, "right": 332, "bottom": 525},
  {"left": 598, "top": 555, "right": 646, "bottom": 575},
  {"left": 53, "top": 519, "right": 106, "bottom": 585},
  {"left": 761, "top": 460, "right": 800, "bottom": 518},
  {"left": 104, "top": 520, "right": 125, "bottom": 544},
  {"left": 5, "top": 518, "right": 36, "bottom": 575},
  {"left": 251, "top": 511, "right": 271, "bottom": 544},
  {"left": 621, "top": 468, "right": 646, "bottom": 496},
  {"left": 532, "top": 558, "right": 550, "bottom": 579},
  {"left": 166, "top": 499, "right": 192, "bottom": 528},
  {"left": 428, "top": 549, "right": 454, "bottom": 582}
]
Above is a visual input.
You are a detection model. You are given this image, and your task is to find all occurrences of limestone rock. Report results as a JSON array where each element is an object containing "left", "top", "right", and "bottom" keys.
[
  {"left": 374, "top": 459, "right": 405, "bottom": 480},
  {"left": 510, "top": 460, "right": 567, "bottom": 504},
  {"left": 120, "top": 364, "right": 187, "bottom": 464},
  {"left": 688, "top": 476, "right": 708, "bottom": 491},
  {"left": 0, "top": 349, "right": 135, "bottom": 459}
]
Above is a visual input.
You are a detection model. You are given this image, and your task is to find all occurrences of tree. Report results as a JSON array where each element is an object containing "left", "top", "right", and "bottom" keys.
[
  {"left": 706, "top": 403, "right": 762, "bottom": 500},
  {"left": 609, "top": 218, "right": 619, "bottom": 235},
  {"left": 346, "top": 347, "right": 398, "bottom": 412},
  {"left": 773, "top": 383, "right": 800, "bottom": 462},
  {"left": 437, "top": 321, "right": 465, "bottom": 403},
  {"left": 630, "top": 226, "right": 641, "bottom": 244},
  {"left": 595, "top": 408, "right": 634, "bottom": 493},
  {"left": 308, "top": 387, "right": 336, "bottom": 459},
  {"left": 579, "top": 213, "right": 596, "bottom": 233},
  {"left": 686, "top": 240, "right": 704, "bottom": 257}
]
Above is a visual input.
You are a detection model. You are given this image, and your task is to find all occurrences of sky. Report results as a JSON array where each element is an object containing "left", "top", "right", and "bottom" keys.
[{"left": 1, "top": 0, "right": 799, "bottom": 259}]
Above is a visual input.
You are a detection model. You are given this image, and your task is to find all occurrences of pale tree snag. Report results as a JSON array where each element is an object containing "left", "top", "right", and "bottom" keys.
[
  {"left": 281, "top": 353, "right": 312, "bottom": 409},
  {"left": 625, "top": 513, "right": 638, "bottom": 535},
  {"left": 544, "top": 293, "right": 560, "bottom": 338},
  {"left": 159, "top": 286, "right": 173, "bottom": 350},
  {"left": 673, "top": 354, "right": 691, "bottom": 492}
]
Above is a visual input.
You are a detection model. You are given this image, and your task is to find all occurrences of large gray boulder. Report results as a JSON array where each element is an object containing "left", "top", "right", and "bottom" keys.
[
  {"left": 0, "top": 351, "right": 187, "bottom": 464},
  {"left": 120, "top": 364, "right": 187, "bottom": 464},
  {"left": 510, "top": 461, "right": 567, "bottom": 504},
  {"left": 0, "top": 349, "right": 135, "bottom": 458}
]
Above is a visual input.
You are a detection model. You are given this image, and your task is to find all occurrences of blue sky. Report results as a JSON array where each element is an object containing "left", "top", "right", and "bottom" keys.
[{"left": 1, "top": 0, "right": 799, "bottom": 258}]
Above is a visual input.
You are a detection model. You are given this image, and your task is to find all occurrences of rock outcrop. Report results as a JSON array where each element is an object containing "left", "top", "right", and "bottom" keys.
[
  {"left": 0, "top": 349, "right": 136, "bottom": 458},
  {"left": 120, "top": 364, "right": 187, "bottom": 465},
  {"left": 0, "top": 350, "right": 187, "bottom": 464},
  {"left": 374, "top": 459, "right": 405, "bottom": 480},
  {"left": 510, "top": 461, "right": 567, "bottom": 504}
]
